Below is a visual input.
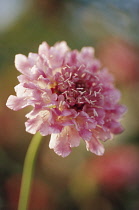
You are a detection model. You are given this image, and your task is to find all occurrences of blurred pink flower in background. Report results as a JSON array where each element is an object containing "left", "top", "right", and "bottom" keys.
[
  {"left": 86, "top": 145, "right": 139, "bottom": 191},
  {"left": 0, "top": 108, "right": 17, "bottom": 146},
  {"left": 98, "top": 38, "right": 139, "bottom": 85},
  {"left": 70, "top": 145, "right": 139, "bottom": 210},
  {"left": 4, "top": 174, "right": 53, "bottom": 210},
  {"left": 6, "top": 41, "right": 126, "bottom": 157}
]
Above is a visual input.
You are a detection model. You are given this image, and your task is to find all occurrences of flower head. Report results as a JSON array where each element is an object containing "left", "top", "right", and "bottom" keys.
[{"left": 6, "top": 41, "right": 126, "bottom": 157}]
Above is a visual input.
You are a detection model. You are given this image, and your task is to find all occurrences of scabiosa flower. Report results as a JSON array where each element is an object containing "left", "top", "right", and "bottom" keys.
[{"left": 6, "top": 41, "right": 126, "bottom": 157}]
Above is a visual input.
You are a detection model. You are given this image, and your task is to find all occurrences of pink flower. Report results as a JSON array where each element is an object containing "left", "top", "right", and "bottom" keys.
[
  {"left": 5, "top": 174, "right": 53, "bottom": 210},
  {"left": 98, "top": 38, "right": 139, "bottom": 85},
  {"left": 6, "top": 41, "right": 126, "bottom": 157},
  {"left": 86, "top": 145, "right": 139, "bottom": 191}
]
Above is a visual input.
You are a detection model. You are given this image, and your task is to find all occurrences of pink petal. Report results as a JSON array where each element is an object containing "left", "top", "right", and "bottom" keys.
[
  {"left": 15, "top": 54, "right": 32, "bottom": 75},
  {"left": 96, "top": 127, "right": 113, "bottom": 141},
  {"left": 49, "top": 133, "right": 71, "bottom": 157},
  {"left": 80, "top": 47, "right": 94, "bottom": 59},
  {"left": 113, "top": 104, "right": 127, "bottom": 119},
  {"left": 49, "top": 126, "right": 80, "bottom": 157},
  {"left": 53, "top": 41, "right": 69, "bottom": 54},
  {"left": 25, "top": 116, "right": 41, "bottom": 134},
  {"left": 111, "top": 123, "right": 124, "bottom": 134},
  {"left": 68, "top": 126, "right": 80, "bottom": 147},
  {"left": 14, "top": 84, "right": 32, "bottom": 97},
  {"left": 73, "top": 111, "right": 96, "bottom": 141},
  {"left": 79, "top": 129, "right": 92, "bottom": 141},
  {"left": 103, "top": 89, "right": 121, "bottom": 109},
  {"left": 39, "top": 123, "right": 62, "bottom": 136},
  {"left": 6, "top": 95, "right": 28, "bottom": 111},
  {"left": 86, "top": 137, "right": 105, "bottom": 156},
  {"left": 38, "top": 42, "right": 49, "bottom": 56},
  {"left": 48, "top": 41, "right": 69, "bottom": 68},
  {"left": 17, "top": 75, "right": 30, "bottom": 83}
]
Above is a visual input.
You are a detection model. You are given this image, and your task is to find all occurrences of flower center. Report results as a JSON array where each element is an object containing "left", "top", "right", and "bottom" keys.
[{"left": 54, "top": 66, "right": 102, "bottom": 111}]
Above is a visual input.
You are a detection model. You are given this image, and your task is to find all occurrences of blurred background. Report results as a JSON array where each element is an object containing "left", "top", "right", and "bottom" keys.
[{"left": 0, "top": 0, "right": 139, "bottom": 209}]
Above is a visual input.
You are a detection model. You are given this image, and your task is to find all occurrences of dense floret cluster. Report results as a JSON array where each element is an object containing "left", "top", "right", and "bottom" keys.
[{"left": 6, "top": 42, "right": 126, "bottom": 157}]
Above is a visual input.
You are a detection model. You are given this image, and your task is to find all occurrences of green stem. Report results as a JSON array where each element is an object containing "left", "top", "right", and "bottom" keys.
[{"left": 18, "top": 132, "right": 43, "bottom": 210}]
